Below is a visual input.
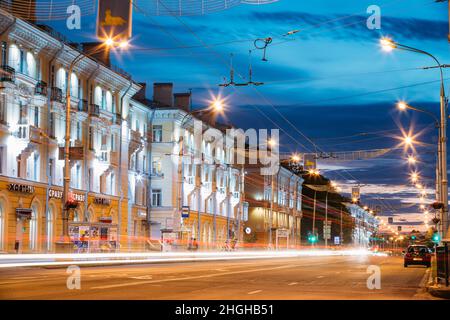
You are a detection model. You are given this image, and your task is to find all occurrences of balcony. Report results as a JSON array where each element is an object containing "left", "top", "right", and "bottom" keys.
[
  {"left": 113, "top": 113, "right": 122, "bottom": 126},
  {"left": 0, "top": 65, "right": 15, "bottom": 82},
  {"left": 15, "top": 125, "right": 42, "bottom": 144},
  {"left": 78, "top": 99, "right": 88, "bottom": 113},
  {"left": 50, "top": 87, "right": 63, "bottom": 103},
  {"left": 89, "top": 104, "right": 100, "bottom": 117},
  {"left": 130, "top": 129, "right": 142, "bottom": 143},
  {"left": 35, "top": 81, "right": 47, "bottom": 96}
]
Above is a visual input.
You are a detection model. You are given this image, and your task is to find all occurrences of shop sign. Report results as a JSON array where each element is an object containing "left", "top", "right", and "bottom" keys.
[
  {"left": 99, "top": 216, "right": 113, "bottom": 223},
  {"left": 94, "top": 197, "right": 111, "bottom": 206},
  {"left": 49, "top": 189, "right": 85, "bottom": 202},
  {"left": 8, "top": 183, "right": 34, "bottom": 194}
]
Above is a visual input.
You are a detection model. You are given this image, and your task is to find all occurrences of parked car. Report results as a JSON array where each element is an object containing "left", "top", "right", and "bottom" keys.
[{"left": 403, "top": 245, "right": 432, "bottom": 268}]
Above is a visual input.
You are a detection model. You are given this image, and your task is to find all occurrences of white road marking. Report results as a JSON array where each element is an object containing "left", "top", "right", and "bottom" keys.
[
  {"left": 129, "top": 275, "right": 153, "bottom": 280},
  {"left": 91, "top": 264, "right": 296, "bottom": 290},
  {"left": 247, "top": 290, "right": 262, "bottom": 295},
  {"left": 316, "top": 276, "right": 325, "bottom": 279},
  {"left": 288, "top": 282, "right": 298, "bottom": 286}
]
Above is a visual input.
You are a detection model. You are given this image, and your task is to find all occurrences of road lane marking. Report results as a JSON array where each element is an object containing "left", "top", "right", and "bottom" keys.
[
  {"left": 316, "top": 276, "right": 325, "bottom": 279},
  {"left": 288, "top": 282, "right": 298, "bottom": 286},
  {"left": 247, "top": 290, "right": 262, "bottom": 295},
  {"left": 129, "top": 275, "right": 153, "bottom": 280},
  {"left": 91, "top": 264, "right": 296, "bottom": 290}
]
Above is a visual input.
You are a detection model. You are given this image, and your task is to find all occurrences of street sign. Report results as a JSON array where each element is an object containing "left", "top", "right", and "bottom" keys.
[
  {"left": 398, "top": 226, "right": 402, "bottom": 232},
  {"left": 181, "top": 206, "right": 190, "bottom": 218},
  {"left": 388, "top": 217, "right": 393, "bottom": 224},
  {"left": 59, "top": 147, "right": 84, "bottom": 160},
  {"left": 351, "top": 186, "right": 360, "bottom": 202},
  {"left": 97, "top": 0, "right": 133, "bottom": 42},
  {"left": 303, "top": 154, "right": 316, "bottom": 170},
  {"left": 323, "top": 225, "right": 331, "bottom": 240},
  {"left": 334, "top": 236, "right": 340, "bottom": 245}
]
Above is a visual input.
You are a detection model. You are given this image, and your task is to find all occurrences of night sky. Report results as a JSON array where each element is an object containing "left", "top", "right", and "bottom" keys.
[{"left": 46, "top": 0, "right": 449, "bottom": 232}]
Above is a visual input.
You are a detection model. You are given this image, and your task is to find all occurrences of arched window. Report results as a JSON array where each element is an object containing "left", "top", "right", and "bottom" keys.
[
  {"left": 29, "top": 205, "right": 38, "bottom": 251},
  {"left": 56, "top": 68, "right": 66, "bottom": 92},
  {"left": 46, "top": 206, "right": 54, "bottom": 251},
  {"left": 73, "top": 209, "right": 81, "bottom": 222},
  {"left": 0, "top": 202, "right": 4, "bottom": 251}
]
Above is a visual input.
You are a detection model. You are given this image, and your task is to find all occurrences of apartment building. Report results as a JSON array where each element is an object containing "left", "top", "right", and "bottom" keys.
[
  {"left": 0, "top": 8, "right": 148, "bottom": 253},
  {"left": 244, "top": 164, "right": 304, "bottom": 248},
  {"left": 345, "top": 203, "right": 379, "bottom": 247},
  {"left": 147, "top": 83, "right": 247, "bottom": 247}
]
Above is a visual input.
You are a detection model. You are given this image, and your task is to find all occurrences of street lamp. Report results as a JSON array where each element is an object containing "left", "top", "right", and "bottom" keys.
[
  {"left": 407, "top": 155, "right": 417, "bottom": 165},
  {"left": 381, "top": 37, "right": 448, "bottom": 240}
]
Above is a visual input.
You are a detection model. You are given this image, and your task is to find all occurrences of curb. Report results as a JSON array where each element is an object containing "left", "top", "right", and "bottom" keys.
[{"left": 425, "top": 266, "right": 450, "bottom": 299}]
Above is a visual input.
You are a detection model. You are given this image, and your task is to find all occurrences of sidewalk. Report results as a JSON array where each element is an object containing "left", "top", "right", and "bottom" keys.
[{"left": 425, "top": 259, "right": 450, "bottom": 299}]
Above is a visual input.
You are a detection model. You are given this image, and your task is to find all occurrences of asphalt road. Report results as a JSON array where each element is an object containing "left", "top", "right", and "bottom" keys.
[{"left": 0, "top": 255, "right": 435, "bottom": 300}]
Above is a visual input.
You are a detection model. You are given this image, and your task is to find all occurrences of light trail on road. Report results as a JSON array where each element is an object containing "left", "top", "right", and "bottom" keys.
[{"left": 0, "top": 249, "right": 387, "bottom": 269}]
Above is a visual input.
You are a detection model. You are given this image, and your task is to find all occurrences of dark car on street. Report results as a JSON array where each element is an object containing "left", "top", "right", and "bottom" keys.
[{"left": 403, "top": 245, "right": 432, "bottom": 268}]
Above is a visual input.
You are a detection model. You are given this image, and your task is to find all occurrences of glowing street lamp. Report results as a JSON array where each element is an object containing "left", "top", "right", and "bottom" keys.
[
  {"left": 407, "top": 155, "right": 417, "bottom": 165},
  {"left": 380, "top": 37, "right": 396, "bottom": 52}
]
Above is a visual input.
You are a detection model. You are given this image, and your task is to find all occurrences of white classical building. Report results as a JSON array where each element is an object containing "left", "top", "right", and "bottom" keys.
[{"left": 345, "top": 203, "right": 379, "bottom": 247}]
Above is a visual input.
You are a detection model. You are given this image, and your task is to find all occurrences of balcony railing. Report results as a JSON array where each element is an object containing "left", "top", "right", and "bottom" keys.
[
  {"left": 0, "top": 65, "right": 15, "bottom": 82},
  {"left": 50, "top": 87, "right": 63, "bottom": 103},
  {"left": 35, "top": 81, "right": 47, "bottom": 96},
  {"left": 78, "top": 99, "right": 88, "bottom": 113},
  {"left": 89, "top": 104, "right": 100, "bottom": 117}
]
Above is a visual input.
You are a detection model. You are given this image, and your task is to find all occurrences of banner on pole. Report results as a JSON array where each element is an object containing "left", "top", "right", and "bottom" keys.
[{"left": 97, "top": 0, "right": 133, "bottom": 42}]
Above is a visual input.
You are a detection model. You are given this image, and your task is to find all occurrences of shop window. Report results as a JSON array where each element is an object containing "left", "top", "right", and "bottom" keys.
[
  {"left": 46, "top": 207, "right": 53, "bottom": 251},
  {"left": 29, "top": 206, "right": 38, "bottom": 251}
]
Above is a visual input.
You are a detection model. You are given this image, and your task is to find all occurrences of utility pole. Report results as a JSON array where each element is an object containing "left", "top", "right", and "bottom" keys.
[
  {"left": 325, "top": 191, "right": 328, "bottom": 248},
  {"left": 312, "top": 190, "right": 316, "bottom": 247},
  {"left": 269, "top": 173, "right": 275, "bottom": 249}
]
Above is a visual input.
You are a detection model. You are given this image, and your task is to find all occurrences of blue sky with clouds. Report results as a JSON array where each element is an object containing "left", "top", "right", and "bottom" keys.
[{"left": 46, "top": 0, "right": 449, "bottom": 232}]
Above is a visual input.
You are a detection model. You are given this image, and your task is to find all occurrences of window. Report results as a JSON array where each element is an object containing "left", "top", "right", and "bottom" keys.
[
  {"left": 0, "top": 146, "right": 3, "bottom": 174},
  {"left": 46, "top": 207, "right": 53, "bottom": 251},
  {"left": 152, "top": 189, "right": 162, "bottom": 207},
  {"left": 111, "top": 134, "right": 116, "bottom": 152},
  {"left": 18, "top": 101, "right": 26, "bottom": 125},
  {"left": 33, "top": 153, "right": 39, "bottom": 181},
  {"left": 88, "top": 127, "right": 94, "bottom": 150},
  {"left": 33, "top": 106, "right": 38, "bottom": 127},
  {"left": 110, "top": 172, "right": 115, "bottom": 195},
  {"left": 0, "top": 202, "right": 4, "bottom": 251},
  {"left": 29, "top": 206, "right": 38, "bottom": 251},
  {"left": 1, "top": 42, "right": 6, "bottom": 66},
  {"left": 75, "top": 163, "right": 81, "bottom": 188},
  {"left": 152, "top": 125, "right": 162, "bottom": 142},
  {"left": 88, "top": 168, "right": 93, "bottom": 192},
  {"left": 49, "top": 112, "right": 55, "bottom": 138},
  {"left": 0, "top": 94, "right": 6, "bottom": 124},
  {"left": 152, "top": 156, "right": 162, "bottom": 175},
  {"left": 48, "top": 158, "right": 54, "bottom": 185},
  {"left": 76, "top": 122, "right": 81, "bottom": 141}
]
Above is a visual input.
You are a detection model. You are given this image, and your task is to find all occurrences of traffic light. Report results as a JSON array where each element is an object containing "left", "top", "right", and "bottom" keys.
[
  {"left": 308, "top": 233, "right": 318, "bottom": 243},
  {"left": 411, "top": 235, "right": 416, "bottom": 241},
  {"left": 432, "top": 232, "right": 440, "bottom": 243}
]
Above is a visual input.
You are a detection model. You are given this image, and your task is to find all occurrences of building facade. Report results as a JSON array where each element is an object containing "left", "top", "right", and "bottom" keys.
[
  {"left": 0, "top": 9, "right": 150, "bottom": 253},
  {"left": 244, "top": 164, "right": 304, "bottom": 248},
  {"left": 345, "top": 203, "right": 379, "bottom": 247},
  {"left": 147, "top": 83, "right": 247, "bottom": 248}
]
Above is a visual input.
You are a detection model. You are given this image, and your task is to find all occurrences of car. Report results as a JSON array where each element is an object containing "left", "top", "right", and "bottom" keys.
[{"left": 403, "top": 245, "right": 432, "bottom": 268}]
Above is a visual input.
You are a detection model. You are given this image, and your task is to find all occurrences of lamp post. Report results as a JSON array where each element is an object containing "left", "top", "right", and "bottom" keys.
[
  {"left": 397, "top": 101, "right": 444, "bottom": 238},
  {"left": 381, "top": 38, "right": 448, "bottom": 239}
]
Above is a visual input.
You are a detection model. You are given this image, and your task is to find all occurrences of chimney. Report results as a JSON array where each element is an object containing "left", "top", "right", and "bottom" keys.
[
  {"left": 81, "top": 42, "right": 111, "bottom": 67},
  {"left": 133, "top": 82, "right": 147, "bottom": 102},
  {"left": 174, "top": 93, "right": 191, "bottom": 112},
  {"left": 153, "top": 83, "right": 173, "bottom": 107}
]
